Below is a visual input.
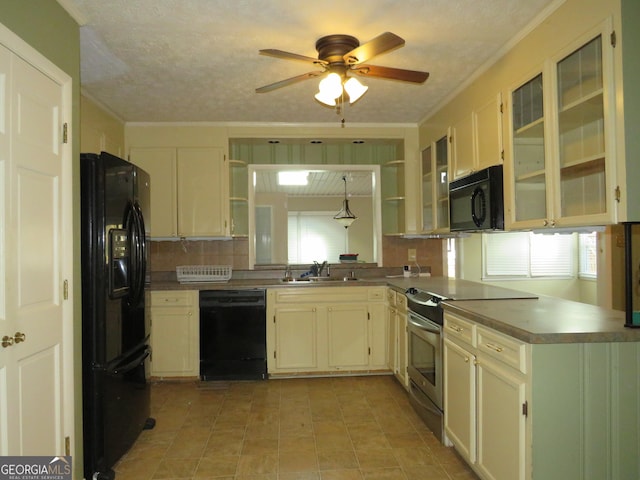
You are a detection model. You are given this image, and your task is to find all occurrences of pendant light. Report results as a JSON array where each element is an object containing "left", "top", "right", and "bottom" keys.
[{"left": 334, "top": 175, "right": 357, "bottom": 228}]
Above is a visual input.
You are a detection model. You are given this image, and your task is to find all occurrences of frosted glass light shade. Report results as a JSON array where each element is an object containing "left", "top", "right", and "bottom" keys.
[{"left": 344, "top": 77, "right": 368, "bottom": 104}]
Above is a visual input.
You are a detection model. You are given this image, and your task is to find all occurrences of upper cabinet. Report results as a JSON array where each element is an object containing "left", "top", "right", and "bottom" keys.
[
  {"left": 130, "top": 146, "right": 230, "bottom": 239},
  {"left": 506, "top": 21, "right": 615, "bottom": 230},
  {"left": 451, "top": 93, "right": 504, "bottom": 180},
  {"left": 421, "top": 135, "right": 450, "bottom": 232}
]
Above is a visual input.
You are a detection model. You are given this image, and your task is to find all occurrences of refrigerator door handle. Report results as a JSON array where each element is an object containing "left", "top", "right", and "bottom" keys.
[
  {"left": 125, "top": 201, "right": 146, "bottom": 306},
  {"left": 109, "top": 348, "right": 150, "bottom": 376}
]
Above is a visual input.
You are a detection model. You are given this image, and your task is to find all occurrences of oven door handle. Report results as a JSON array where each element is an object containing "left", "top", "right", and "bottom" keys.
[{"left": 408, "top": 316, "right": 441, "bottom": 334}]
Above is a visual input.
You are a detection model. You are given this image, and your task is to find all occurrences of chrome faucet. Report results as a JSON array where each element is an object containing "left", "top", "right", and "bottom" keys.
[{"left": 317, "top": 260, "right": 328, "bottom": 277}]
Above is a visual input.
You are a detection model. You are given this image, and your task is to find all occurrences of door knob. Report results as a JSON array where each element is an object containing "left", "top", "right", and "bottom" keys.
[
  {"left": 14, "top": 332, "right": 25, "bottom": 344},
  {"left": 2, "top": 336, "right": 13, "bottom": 348}
]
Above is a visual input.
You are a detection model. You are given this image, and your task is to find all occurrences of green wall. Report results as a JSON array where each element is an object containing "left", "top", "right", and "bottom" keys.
[
  {"left": 622, "top": 0, "right": 640, "bottom": 221},
  {"left": 0, "top": 1, "right": 82, "bottom": 477}
]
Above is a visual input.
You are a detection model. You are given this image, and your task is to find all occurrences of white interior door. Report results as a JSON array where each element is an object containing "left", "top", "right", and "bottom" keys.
[{"left": 0, "top": 28, "right": 72, "bottom": 457}]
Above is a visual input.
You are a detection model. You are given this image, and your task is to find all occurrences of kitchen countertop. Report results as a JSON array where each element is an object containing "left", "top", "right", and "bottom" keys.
[
  {"left": 442, "top": 296, "right": 640, "bottom": 344},
  {"left": 150, "top": 275, "right": 640, "bottom": 344}
]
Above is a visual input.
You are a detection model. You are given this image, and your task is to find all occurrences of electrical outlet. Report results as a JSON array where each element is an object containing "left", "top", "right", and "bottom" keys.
[{"left": 408, "top": 249, "right": 417, "bottom": 262}]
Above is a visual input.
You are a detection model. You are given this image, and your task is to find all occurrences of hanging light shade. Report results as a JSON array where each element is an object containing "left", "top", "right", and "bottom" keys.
[{"left": 334, "top": 175, "right": 357, "bottom": 228}]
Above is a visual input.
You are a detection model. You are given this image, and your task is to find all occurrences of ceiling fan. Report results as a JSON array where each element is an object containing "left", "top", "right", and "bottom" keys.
[{"left": 256, "top": 32, "right": 429, "bottom": 106}]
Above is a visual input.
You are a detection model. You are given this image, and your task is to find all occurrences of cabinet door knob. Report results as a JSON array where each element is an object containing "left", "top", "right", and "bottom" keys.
[
  {"left": 14, "top": 332, "right": 26, "bottom": 344},
  {"left": 2, "top": 335, "right": 14, "bottom": 348}
]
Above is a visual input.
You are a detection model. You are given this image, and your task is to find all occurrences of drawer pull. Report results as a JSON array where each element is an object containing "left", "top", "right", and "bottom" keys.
[
  {"left": 164, "top": 298, "right": 180, "bottom": 302},
  {"left": 449, "top": 325, "right": 463, "bottom": 333},
  {"left": 485, "top": 343, "right": 504, "bottom": 353}
]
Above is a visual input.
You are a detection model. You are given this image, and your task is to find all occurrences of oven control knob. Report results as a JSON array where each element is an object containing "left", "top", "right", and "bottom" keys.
[
  {"left": 406, "top": 287, "right": 418, "bottom": 295},
  {"left": 430, "top": 296, "right": 440, "bottom": 304}
]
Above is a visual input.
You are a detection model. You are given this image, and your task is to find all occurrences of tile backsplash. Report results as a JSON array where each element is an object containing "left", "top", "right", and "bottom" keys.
[{"left": 150, "top": 236, "right": 444, "bottom": 275}]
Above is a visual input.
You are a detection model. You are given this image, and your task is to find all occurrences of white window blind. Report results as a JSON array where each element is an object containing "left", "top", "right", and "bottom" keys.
[
  {"left": 578, "top": 232, "right": 598, "bottom": 279},
  {"left": 288, "top": 212, "right": 347, "bottom": 264},
  {"left": 483, "top": 232, "right": 574, "bottom": 278}
]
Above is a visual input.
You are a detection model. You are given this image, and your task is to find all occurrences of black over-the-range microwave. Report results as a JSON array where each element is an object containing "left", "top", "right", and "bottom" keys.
[{"left": 449, "top": 164, "right": 505, "bottom": 232}]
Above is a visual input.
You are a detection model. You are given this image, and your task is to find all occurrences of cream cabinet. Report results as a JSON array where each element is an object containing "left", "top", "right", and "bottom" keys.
[
  {"left": 506, "top": 21, "right": 615, "bottom": 230},
  {"left": 267, "top": 287, "right": 389, "bottom": 375},
  {"left": 129, "top": 147, "right": 178, "bottom": 237},
  {"left": 177, "top": 147, "right": 229, "bottom": 237},
  {"left": 444, "top": 312, "right": 529, "bottom": 480},
  {"left": 149, "top": 290, "right": 199, "bottom": 378},
  {"left": 387, "top": 288, "right": 408, "bottom": 388},
  {"left": 129, "top": 146, "right": 229, "bottom": 238},
  {"left": 444, "top": 307, "right": 640, "bottom": 480},
  {"left": 327, "top": 304, "right": 369, "bottom": 368},
  {"left": 273, "top": 305, "right": 318, "bottom": 370},
  {"left": 451, "top": 93, "right": 503, "bottom": 180}
]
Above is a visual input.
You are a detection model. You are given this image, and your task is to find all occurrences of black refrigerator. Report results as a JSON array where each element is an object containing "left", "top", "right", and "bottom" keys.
[{"left": 80, "top": 151, "right": 154, "bottom": 480}]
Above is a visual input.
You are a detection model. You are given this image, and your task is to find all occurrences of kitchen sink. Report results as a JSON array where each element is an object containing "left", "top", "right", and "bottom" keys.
[{"left": 281, "top": 276, "right": 359, "bottom": 283}]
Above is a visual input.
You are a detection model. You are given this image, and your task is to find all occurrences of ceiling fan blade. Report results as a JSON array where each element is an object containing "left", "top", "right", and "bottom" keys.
[
  {"left": 343, "top": 32, "right": 405, "bottom": 65},
  {"left": 352, "top": 64, "right": 429, "bottom": 83},
  {"left": 259, "top": 49, "right": 328, "bottom": 66},
  {"left": 255, "top": 71, "right": 323, "bottom": 93}
]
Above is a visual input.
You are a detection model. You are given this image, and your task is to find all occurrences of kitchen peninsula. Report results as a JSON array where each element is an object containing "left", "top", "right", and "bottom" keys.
[{"left": 148, "top": 271, "right": 640, "bottom": 480}]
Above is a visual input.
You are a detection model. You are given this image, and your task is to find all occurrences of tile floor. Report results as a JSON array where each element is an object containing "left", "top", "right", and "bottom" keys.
[{"left": 114, "top": 375, "right": 479, "bottom": 480}]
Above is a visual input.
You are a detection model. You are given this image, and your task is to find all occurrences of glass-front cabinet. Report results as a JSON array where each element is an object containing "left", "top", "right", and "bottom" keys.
[
  {"left": 508, "top": 22, "right": 614, "bottom": 229},
  {"left": 421, "top": 135, "right": 449, "bottom": 233},
  {"left": 229, "top": 159, "right": 248, "bottom": 237},
  {"left": 556, "top": 35, "right": 606, "bottom": 220},
  {"left": 511, "top": 73, "right": 547, "bottom": 224},
  {"left": 421, "top": 135, "right": 449, "bottom": 232}
]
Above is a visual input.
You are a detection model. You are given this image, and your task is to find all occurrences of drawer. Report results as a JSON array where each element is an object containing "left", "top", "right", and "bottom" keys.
[
  {"left": 150, "top": 290, "right": 196, "bottom": 307},
  {"left": 477, "top": 326, "right": 527, "bottom": 374},
  {"left": 444, "top": 313, "right": 475, "bottom": 347},
  {"left": 386, "top": 288, "right": 396, "bottom": 304},
  {"left": 368, "top": 287, "right": 386, "bottom": 301}
]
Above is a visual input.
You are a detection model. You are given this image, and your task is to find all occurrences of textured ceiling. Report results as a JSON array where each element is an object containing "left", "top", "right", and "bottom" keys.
[{"left": 70, "top": 0, "right": 558, "bottom": 124}]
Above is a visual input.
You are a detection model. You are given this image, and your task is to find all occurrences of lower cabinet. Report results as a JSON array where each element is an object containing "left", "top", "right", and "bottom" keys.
[
  {"left": 387, "top": 288, "right": 409, "bottom": 388},
  {"left": 267, "top": 287, "right": 388, "bottom": 375},
  {"left": 273, "top": 305, "right": 318, "bottom": 370},
  {"left": 444, "top": 311, "right": 528, "bottom": 480},
  {"left": 149, "top": 290, "right": 199, "bottom": 377},
  {"left": 444, "top": 309, "right": 640, "bottom": 480}
]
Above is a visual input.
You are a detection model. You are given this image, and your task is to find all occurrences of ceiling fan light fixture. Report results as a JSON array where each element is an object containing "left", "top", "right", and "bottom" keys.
[
  {"left": 315, "top": 72, "right": 343, "bottom": 106},
  {"left": 344, "top": 77, "right": 368, "bottom": 104},
  {"left": 334, "top": 175, "right": 357, "bottom": 228}
]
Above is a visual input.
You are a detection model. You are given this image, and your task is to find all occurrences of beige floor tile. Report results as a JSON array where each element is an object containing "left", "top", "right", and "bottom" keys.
[
  {"left": 355, "top": 450, "right": 399, "bottom": 470},
  {"left": 193, "top": 455, "right": 239, "bottom": 477},
  {"left": 320, "top": 470, "right": 363, "bottom": 480},
  {"left": 242, "top": 437, "right": 279, "bottom": 455},
  {"left": 360, "top": 467, "right": 407, "bottom": 479},
  {"left": 279, "top": 434, "right": 317, "bottom": 452},
  {"left": 279, "top": 449, "right": 319, "bottom": 472},
  {"left": 236, "top": 453, "right": 278, "bottom": 476},
  {"left": 317, "top": 449, "right": 359, "bottom": 470},
  {"left": 152, "top": 457, "right": 199, "bottom": 479},
  {"left": 121, "top": 377, "right": 483, "bottom": 480}
]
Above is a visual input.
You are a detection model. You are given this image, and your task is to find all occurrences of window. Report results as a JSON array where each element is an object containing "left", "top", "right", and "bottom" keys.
[
  {"left": 287, "top": 211, "right": 347, "bottom": 264},
  {"left": 483, "top": 232, "right": 575, "bottom": 279},
  {"left": 578, "top": 232, "right": 598, "bottom": 279}
]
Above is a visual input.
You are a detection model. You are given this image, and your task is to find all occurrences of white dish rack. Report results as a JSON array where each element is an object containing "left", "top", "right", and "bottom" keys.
[{"left": 176, "top": 265, "right": 232, "bottom": 283}]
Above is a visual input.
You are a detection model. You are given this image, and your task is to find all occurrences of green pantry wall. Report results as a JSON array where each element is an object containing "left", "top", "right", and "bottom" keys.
[{"left": 0, "top": 0, "right": 82, "bottom": 477}]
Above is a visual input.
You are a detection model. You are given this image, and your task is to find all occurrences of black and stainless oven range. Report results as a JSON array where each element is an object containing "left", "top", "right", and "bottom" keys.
[{"left": 405, "top": 287, "right": 447, "bottom": 441}]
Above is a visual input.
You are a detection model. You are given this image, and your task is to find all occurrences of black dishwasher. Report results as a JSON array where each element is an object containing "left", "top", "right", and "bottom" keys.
[{"left": 199, "top": 289, "right": 267, "bottom": 380}]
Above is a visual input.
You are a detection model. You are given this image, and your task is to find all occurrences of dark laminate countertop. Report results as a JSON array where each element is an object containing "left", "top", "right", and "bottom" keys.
[
  {"left": 150, "top": 275, "right": 640, "bottom": 344},
  {"left": 443, "top": 296, "right": 640, "bottom": 344}
]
